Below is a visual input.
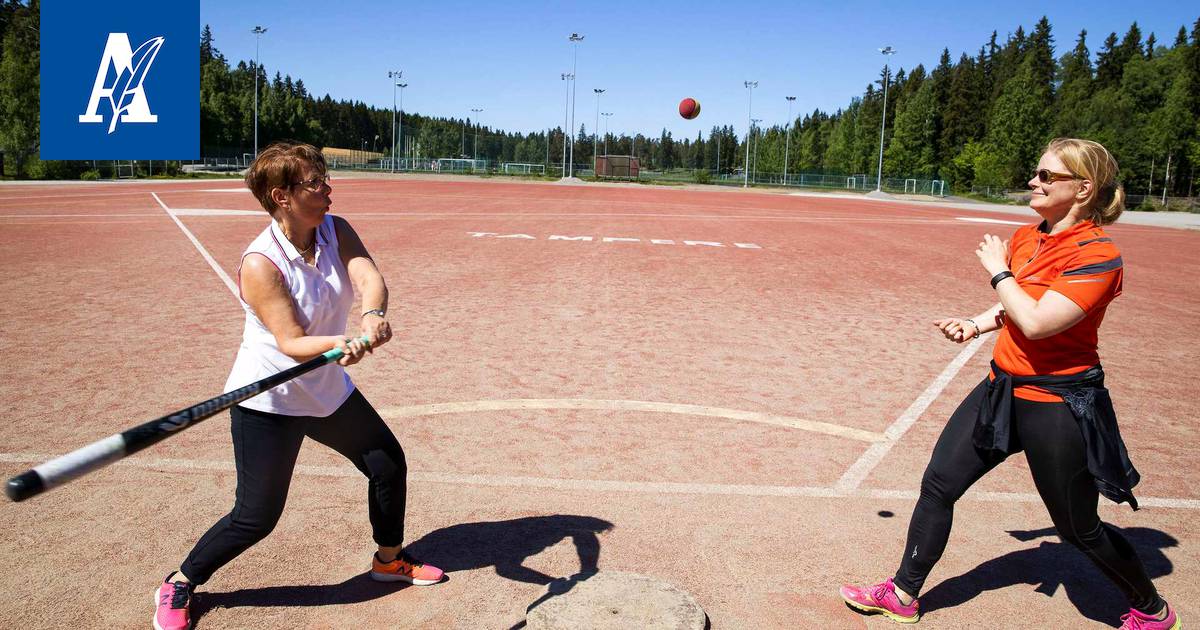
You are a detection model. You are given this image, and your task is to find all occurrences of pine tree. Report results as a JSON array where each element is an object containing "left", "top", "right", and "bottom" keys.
[
  {"left": 885, "top": 79, "right": 937, "bottom": 177},
  {"left": 1054, "top": 29, "right": 1094, "bottom": 137},
  {"left": 939, "top": 53, "right": 983, "bottom": 158},
  {"left": 200, "top": 24, "right": 215, "bottom": 66},
  {"left": 1095, "top": 32, "right": 1122, "bottom": 88},
  {"left": 986, "top": 56, "right": 1051, "bottom": 183},
  {"left": 1028, "top": 17, "right": 1056, "bottom": 96}
]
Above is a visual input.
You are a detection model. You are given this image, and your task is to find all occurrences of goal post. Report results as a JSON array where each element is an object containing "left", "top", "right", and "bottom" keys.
[{"left": 502, "top": 162, "right": 546, "bottom": 175}]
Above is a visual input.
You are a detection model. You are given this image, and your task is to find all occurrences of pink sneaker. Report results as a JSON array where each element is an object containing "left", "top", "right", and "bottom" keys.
[
  {"left": 369, "top": 551, "right": 445, "bottom": 585},
  {"left": 840, "top": 577, "right": 920, "bottom": 624},
  {"left": 1120, "top": 603, "right": 1180, "bottom": 630},
  {"left": 153, "top": 573, "right": 192, "bottom": 630}
]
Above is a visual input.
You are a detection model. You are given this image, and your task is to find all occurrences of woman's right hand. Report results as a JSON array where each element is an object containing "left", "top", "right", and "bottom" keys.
[{"left": 933, "top": 318, "right": 978, "bottom": 344}]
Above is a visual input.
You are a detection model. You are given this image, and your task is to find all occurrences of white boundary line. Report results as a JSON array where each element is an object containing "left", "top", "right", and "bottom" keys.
[
  {"left": 1, "top": 452, "right": 1194, "bottom": 509},
  {"left": 151, "top": 192, "right": 238, "bottom": 297},
  {"left": 834, "top": 334, "right": 990, "bottom": 492}
]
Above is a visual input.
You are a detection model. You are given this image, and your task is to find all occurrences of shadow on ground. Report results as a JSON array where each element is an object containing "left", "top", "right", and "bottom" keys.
[
  {"left": 920, "top": 526, "right": 1176, "bottom": 626},
  {"left": 193, "top": 514, "right": 613, "bottom": 627}
]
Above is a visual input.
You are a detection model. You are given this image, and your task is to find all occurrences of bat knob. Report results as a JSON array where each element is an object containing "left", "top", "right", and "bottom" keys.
[{"left": 5, "top": 471, "right": 45, "bottom": 502}]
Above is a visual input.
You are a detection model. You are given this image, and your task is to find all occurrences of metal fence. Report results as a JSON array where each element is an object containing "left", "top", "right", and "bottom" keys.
[
  {"left": 969, "top": 188, "right": 1200, "bottom": 213},
  {"left": 638, "top": 169, "right": 949, "bottom": 195},
  {"left": 190, "top": 147, "right": 954, "bottom": 196},
  {"left": 1125, "top": 194, "right": 1199, "bottom": 213}
]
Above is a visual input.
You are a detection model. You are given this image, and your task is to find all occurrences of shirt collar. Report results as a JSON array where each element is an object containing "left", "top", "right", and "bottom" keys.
[
  {"left": 270, "top": 220, "right": 328, "bottom": 263},
  {"left": 1037, "top": 218, "right": 1096, "bottom": 242}
]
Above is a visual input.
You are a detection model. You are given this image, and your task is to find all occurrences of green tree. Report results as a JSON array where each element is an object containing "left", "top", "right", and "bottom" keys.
[
  {"left": 885, "top": 78, "right": 937, "bottom": 177},
  {"left": 985, "top": 56, "right": 1051, "bottom": 183},
  {"left": 939, "top": 53, "right": 983, "bottom": 159},
  {"left": 0, "top": 0, "right": 38, "bottom": 177},
  {"left": 1053, "top": 29, "right": 1094, "bottom": 137}
]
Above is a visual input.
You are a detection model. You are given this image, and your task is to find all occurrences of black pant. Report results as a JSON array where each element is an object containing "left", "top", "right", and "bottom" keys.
[
  {"left": 894, "top": 379, "right": 1162, "bottom": 614},
  {"left": 180, "top": 389, "right": 407, "bottom": 585}
]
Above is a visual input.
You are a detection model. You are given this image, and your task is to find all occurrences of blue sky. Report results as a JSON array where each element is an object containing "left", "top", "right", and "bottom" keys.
[{"left": 199, "top": 1, "right": 1197, "bottom": 138}]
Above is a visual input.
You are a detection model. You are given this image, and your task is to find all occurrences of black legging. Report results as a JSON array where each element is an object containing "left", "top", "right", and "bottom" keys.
[
  {"left": 180, "top": 389, "right": 407, "bottom": 585},
  {"left": 893, "top": 378, "right": 1163, "bottom": 614}
]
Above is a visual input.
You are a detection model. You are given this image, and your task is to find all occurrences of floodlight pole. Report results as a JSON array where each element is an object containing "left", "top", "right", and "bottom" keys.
[
  {"left": 601, "top": 112, "right": 612, "bottom": 155},
  {"left": 251, "top": 26, "right": 267, "bottom": 156},
  {"left": 388, "top": 70, "right": 401, "bottom": 173},
  {"left": 751, "top": 118, "right": 762, "bottom": 182},
  {"left": 397, "top": 83, "right": 407, "bottom": 169},
  {"left": 567, "top": 33, "right": 584, "bottom": 177},
  {"left": 784, "top": 96, "right": 796, "bottom": 185},
  {"left": 471, "top": 108, "right": 483, "bottom": 161},
  {"left": 876, "top": 46, "right": 896, "bottom": 192},
  {"left": 743, "top": 81, "right": 757, "bottom": 187},
  {"left": 715, "top": 133, "right": 721, "bottom": 176},
  {"left": 593, "top": 88, "right": 605, "bottom": 170},
  {"left": 561, "top": 73, "right": 572, "bottom": 176}
]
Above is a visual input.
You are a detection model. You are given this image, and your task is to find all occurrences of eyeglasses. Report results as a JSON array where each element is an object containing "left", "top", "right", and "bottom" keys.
[
  {"left": 1034, "top": 168, "right": 1081, "bottom": 184},
  {"left": 289, "top": 174, "right": 330, "bottom": 192}
]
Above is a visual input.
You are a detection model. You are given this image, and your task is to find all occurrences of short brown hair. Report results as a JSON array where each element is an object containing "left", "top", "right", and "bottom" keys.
[
  {"left": 1045, "top": 138, "right": 1124, "bottom": 225},
  {"left": 244, "top": 141, "right": 327, "bottom": 215}
]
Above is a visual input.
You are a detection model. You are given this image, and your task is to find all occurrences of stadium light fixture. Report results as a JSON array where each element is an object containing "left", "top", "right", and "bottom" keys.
[
  {"left": 784, "top": 96, "right": 796, "bottom": 185},
  {"left": 388, "top": 70, "right": 402, "bottom": 172},
  {"left": 876, "top": 46, "right": 897, "bottom": 192},
  {"left": 567, "top": 33, "right": 585, "bottom": 177},
  {"left": 593, "top": 88, "right": 605, "bottom": 169},
  {"left": 251, "top": 26, "right": 267, "bottom": 156},
  {"left": 743, "top": 81, "right": 758, "bottom": 187}
]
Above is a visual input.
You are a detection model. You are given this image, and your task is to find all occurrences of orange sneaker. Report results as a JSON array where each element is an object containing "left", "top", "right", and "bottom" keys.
[{"left": 369, "top": 551, "right": 444, "bottom": 585}]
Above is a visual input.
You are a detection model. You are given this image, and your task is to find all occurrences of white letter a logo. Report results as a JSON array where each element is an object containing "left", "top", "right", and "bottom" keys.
[{"left": 79, "top": 33, "right": 164, "bottom": 133}]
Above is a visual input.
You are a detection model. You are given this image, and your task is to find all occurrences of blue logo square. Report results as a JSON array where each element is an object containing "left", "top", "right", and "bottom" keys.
[{"left": 40, "top": 0, "right": 198, "bottom": 159}]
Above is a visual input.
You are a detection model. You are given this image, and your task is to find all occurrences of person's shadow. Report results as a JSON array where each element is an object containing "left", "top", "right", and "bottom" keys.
[
  {"left": 402, "top": 515, "right": 614, "bottom": 629},
  {"left": 191, "top": 514, "right": 613, "bottom": 627},
  {"left": 919, "top": 526, "right": 1176, "bottom": 626}
]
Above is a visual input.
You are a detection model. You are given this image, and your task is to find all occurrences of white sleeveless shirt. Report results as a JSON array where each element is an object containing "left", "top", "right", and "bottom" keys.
[{"left": 223, "top": 215, "right": 356, "bottom": 417}]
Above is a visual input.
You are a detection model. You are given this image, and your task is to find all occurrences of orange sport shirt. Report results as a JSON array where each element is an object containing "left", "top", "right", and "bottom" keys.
[{"left": 992, "top": 219, "right": 1124, "bottom": 402}]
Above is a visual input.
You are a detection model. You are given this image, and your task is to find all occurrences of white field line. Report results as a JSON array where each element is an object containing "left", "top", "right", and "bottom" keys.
[
  {"left": 956, "top": 217, "right": 1026, "bottom": 225},
  {"left": 151, "top": 192, "right": 238, "bottom": 297},
  {"left": 0, "top": 213, "right": 160, "bottom": 218},
  {"left": 1, "top": 452, "right": 1195, "bottom": 510},
  {"left": 168, "top": 208, "right": 260, "bottom": 216},
  {"left": 834, "top": 334, "right": 990, "bottom": 492},
  {"left": 379, "top": 399, "right": 885, "bottom": 443}
]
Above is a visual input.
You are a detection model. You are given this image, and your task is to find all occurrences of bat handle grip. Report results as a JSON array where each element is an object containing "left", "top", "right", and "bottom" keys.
[{"left": 321, "top": 334, "right": 374, "bottom": 361}]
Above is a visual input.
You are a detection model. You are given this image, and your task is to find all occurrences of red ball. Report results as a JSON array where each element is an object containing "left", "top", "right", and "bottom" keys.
[{"left": 678, "top": 97, "right": 701, "bottom": 120}]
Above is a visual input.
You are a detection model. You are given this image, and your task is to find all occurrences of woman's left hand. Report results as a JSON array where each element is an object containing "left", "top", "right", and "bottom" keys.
[
  {"left": 361, "top": 313, "right": 393, "bottom": 348},
  {"left": 335, "top": 336, "right": 369, "bottom": 366},
  {"left": 975, "top": 233, "right": 1010, "bottom": 276}
]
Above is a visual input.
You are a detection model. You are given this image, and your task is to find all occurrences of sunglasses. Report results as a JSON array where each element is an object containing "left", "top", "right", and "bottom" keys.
[
  {"left": 289, "top": 174, "right": 330, "bottom": 192},
  {"left": 1034, "top": 168, "right": 1081, "bottom": 184}
]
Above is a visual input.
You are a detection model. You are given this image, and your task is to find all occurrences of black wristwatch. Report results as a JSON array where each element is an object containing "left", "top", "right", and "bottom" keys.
[{"left": 362, "top": 309, "right": 386, "bottom": 319}]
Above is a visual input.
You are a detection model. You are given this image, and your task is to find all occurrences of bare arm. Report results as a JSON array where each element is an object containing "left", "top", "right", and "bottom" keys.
[
  {"left": 240, "top": 253, "right": 368, "bottom": 365},
  {"left": 933, "top": 301, "right": 1006, "bottom": 343},
  {"left": 978, "top": 234, "right": 1086, "bottom": 340},
  {"left": 334, "top": 216, "right": 392, "bottom": 347},
  {"left": 993, "top": 283, "right": 1085, "bottom": 340}
]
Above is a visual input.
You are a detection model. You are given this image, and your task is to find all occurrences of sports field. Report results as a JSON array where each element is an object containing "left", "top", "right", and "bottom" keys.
[{"left": 0, "top": 176, "right": 1196, "bottom": 628}]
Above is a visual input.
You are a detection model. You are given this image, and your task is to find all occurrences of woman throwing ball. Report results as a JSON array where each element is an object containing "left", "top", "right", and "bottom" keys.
[
  {"left": 839, "top": 138, "right": 1179, "bottom": 629},
  {"left": 153, "top": 142, "right": 442, "bottom": 630}
]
